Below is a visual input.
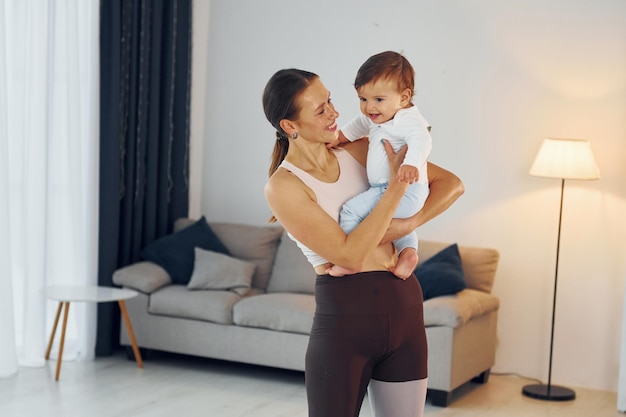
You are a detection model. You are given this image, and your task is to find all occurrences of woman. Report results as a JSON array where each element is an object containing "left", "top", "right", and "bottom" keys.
[{"left": 263, "top": 69, "right": 463, "bottom": 417}]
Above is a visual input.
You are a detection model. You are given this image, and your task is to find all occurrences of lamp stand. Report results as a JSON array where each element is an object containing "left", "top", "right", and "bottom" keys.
[{"left": 522, "top": 178, "right": 576, "bottom": 401}]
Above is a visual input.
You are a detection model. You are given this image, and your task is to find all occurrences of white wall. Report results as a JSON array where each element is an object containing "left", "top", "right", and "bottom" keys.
[{"left": 192, "top": 0, "right": 626, "bottom": 392}]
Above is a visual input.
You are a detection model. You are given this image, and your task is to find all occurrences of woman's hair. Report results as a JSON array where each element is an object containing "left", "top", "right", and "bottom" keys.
[
  {"left": 262, "top": 68, "right": 319, "bottom": 223},
  {"left": 262, "top": 68, "right": 319, "bottom": 178},
  {"left": 354, "top": 51, "right": 415, "bottom": 99}
]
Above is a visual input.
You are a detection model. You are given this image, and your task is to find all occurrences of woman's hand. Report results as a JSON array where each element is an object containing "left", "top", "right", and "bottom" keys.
[{"left": 383, "top": 139, "right": 408, "bottom": 184}]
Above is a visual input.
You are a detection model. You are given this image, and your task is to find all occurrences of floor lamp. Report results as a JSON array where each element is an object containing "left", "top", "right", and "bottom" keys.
[{"left": 523, "top": 137, "right": 600, "bottom": 401}]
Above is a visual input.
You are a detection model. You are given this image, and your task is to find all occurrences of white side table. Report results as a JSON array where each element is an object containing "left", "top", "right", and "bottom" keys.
[{"left": 45, "top": 285, "right": 144, "bottom": 380}]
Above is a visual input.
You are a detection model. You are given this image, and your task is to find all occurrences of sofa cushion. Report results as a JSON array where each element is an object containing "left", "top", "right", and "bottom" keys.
[
  {"left": 187, "top": 248, "right": 256, "bottom": 296},
  {"left": 140, "top": 216, "right": 230, "bottom": 285},
  {"left": 233, "top": 293, "right": 315, "bottom": 335},
  {"left": 113, "top": 261, "right": 171, "bottom": 294},
  {"left": 207, "top": 222, "right": 284, "bottom": 291},
  {"left": 415, "top": 243, "right": 466, "bottom": 300},
  {"left": 148, "top": 285, "right": 240, "bottom": 325},
  {"left": 423, "top": 288, "right": 500, "bottom": 328},
  {"left": 418, "top": 240, "right": 500, "bottom": 293},
  {"left": 266, "top": 233, "right": 316, "bottom": 294}
]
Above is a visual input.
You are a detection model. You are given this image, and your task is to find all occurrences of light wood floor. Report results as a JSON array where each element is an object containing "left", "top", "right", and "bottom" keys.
[{"left": 0, "top": 350, "right": 622, "bottom": 417}]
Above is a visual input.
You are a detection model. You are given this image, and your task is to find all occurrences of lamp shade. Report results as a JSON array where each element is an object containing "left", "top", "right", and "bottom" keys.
[{"left": 529, "top": 138, "right": 600, "bottom": 180}]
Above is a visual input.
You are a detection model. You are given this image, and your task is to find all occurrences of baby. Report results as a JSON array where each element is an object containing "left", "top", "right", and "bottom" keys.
[{"left": 328, "top": 51, "right": 432, "bottom": 279}]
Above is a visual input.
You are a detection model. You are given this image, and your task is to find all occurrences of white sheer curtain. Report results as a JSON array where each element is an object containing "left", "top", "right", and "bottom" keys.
[{"left": 0, "top": 0, "right": 100, "bottom": 377}]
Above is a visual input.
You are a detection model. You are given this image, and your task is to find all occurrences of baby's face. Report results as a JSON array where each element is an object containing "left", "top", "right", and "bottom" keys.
[{"left": 357, "top": 79, "right": 411, "bottom": 124}]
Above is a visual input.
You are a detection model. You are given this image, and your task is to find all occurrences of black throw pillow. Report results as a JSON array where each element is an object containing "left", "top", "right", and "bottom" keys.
[
  {"left": 414, "top": 243, "right": 466, "bottom": 300},
  {"left": 140, "top": 216, "right": 230, "bottom": 285}
]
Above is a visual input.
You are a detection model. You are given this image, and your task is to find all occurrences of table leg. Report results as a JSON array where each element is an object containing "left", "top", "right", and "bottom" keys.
[
  {"left": 55, "top": 302, "right": 70, "bottom": 381},
  {"left": 45, "top": 302, "right": 63, "bottom": 360},
  {"left": 118, "top": 300, "right": 143, "bottom": 368}
]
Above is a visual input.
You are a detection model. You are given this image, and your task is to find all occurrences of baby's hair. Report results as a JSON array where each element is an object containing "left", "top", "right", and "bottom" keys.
[{"left": 354, "top": 51, "right": 415, "bottom": 98}]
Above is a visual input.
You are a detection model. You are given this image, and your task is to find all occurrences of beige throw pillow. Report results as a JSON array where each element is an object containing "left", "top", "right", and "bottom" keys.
[{"left": 187, "top": 248, "right": 256, "bottom": 296}]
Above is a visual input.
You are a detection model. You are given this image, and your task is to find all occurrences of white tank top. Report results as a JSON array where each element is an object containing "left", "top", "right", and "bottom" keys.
[{"left": 279, "top": 148, "right": 368, "bottom": 267}]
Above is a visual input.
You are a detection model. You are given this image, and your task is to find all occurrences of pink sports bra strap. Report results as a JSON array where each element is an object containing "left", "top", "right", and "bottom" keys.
[{"left": 279, "top": 148, "right": 368, "bottom": 222}]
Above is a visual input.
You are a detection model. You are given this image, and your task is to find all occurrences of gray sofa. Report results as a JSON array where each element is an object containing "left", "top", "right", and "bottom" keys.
[{"left": 113, "top": 219, "right": 500, "bottom": 407}]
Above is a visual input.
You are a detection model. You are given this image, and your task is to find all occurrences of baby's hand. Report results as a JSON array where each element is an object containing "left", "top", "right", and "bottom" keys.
[
  {"left": 397, "top": 164, "right": 419, "bottom": 183},
  {"left": 326, "top": 130, "right": 349, "bottom": 149},
  {"left": 326, "top": 138, "right": 342, "bottom": 149}
]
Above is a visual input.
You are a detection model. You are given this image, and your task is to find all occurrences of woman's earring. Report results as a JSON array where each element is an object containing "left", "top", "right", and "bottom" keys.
[{"left": 291, "top": 132, "right": 298, "bottom": 139}]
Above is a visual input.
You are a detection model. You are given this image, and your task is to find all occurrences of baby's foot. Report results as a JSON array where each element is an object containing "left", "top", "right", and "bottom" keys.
[
  {"left": 390, "top": 248, "right": 419, "bottom": 280},
  {"left": 326, "top": 264, "right": 356, "bottom": 277}
]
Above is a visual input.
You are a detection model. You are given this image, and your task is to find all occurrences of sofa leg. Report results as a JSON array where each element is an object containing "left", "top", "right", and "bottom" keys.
[
  {"left": 428, "top": 389, "right": 452, "bottom": 407},
  {"left": 472, "top": 369, "right": 491, "bottom": 384}
]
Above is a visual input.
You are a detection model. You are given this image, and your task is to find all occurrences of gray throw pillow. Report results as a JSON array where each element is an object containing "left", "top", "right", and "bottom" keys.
[
  {"left": 187, "top": 248, "right": 256, "bottom": 296},
  {"left": 266, "top": 233, "right": 316, "bottom": 294}
]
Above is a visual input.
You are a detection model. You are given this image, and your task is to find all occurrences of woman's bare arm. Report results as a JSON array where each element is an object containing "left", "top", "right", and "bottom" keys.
[
  {"left": 381, "top": 162, "right": 464, "bottom": 244},
  {"left": 266, "top": 141, "right": 409, "bottom": 272}
]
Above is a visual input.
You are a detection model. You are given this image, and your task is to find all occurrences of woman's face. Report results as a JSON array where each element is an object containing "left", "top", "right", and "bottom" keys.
[{"left": 291, "top": 78, "right": 340, "bottom": 143}]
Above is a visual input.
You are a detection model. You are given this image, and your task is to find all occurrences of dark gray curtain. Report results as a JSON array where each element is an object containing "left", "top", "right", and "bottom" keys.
[{"left": 97, "top": 0, "right": 192, "bottom": 356}]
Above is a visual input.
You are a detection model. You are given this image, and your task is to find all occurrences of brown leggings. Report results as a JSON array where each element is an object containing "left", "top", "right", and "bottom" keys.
[{"left": 305, "top": 271, "right": 428, "bottom": 417}]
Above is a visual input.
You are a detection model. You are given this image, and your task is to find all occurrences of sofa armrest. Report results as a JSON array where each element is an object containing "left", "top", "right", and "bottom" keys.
[
  {"left": 423, "top": 289, "right": 499, "bottom": 328},
  {"left": 112, "top": 261, "right": 171, "bottom": 294}
]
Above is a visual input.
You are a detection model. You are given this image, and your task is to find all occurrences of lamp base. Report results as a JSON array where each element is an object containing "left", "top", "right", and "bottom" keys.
[{"left": 522, "top": 384, "right": 576, "bottom": 401}]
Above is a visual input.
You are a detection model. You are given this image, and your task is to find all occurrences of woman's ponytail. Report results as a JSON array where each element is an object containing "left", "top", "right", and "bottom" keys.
[{"left": 269, "top": 132, "right": 289, "bottom": 178}]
